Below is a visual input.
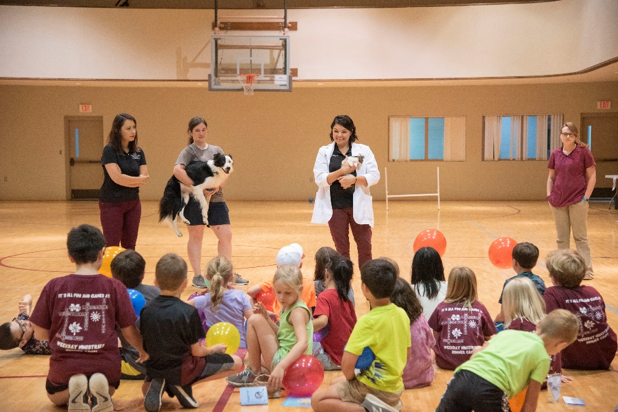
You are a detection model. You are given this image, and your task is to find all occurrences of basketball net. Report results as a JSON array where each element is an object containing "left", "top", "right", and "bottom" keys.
[{"left": 238, "top": 73, "right": 259, "bottom": 96}]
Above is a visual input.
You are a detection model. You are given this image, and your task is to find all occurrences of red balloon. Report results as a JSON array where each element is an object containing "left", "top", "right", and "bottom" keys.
[
  {"left": 255, "top": 289, "right": 276, "bottom": 312},
  {"left": 488, "top": 237, "right": 518, "bottom": 269},
  {"left": 413, "top": 229, "right": 447, "bottom": 257},
  {"left": 282, "top": 355, "right": 324, "bottom": 396}
]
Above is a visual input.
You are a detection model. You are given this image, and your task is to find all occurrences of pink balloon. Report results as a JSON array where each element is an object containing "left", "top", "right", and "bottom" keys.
[
  {"left": 282, "top": 355, "right": 324, "bottom": 396},
  {"left": 488, "top": 237, "right": 518, "bottom": 269}
]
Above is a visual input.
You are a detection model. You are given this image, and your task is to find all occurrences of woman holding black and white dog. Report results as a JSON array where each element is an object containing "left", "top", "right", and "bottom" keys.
[
  {"left": 173, "top": 116, "right": 248, "bottom": 288},
  {"left": 312, "top": 115, "right": 380, "bottom": 270},
  {"left": 99, "top": 113, "right": 149, "bottom": 251}
]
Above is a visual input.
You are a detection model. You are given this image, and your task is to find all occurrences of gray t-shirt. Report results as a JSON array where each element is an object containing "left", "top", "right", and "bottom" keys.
[{"left": 175, "top": 143, "right": 225, "bottom": 203}]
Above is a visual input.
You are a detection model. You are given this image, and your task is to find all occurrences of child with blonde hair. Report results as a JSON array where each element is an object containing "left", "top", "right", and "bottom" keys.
[
  {"left": 312, "top": 256, "right": 357, "bottom": 370},
  {"left": 226, "top": 265, "right": 313, "bottom": 397},
  {"left": 189, "top": 256, "right": 253, "bottom": 348},
  {"left": 391, "top": 277, "right": 435, "bottom": 389},
  {"left": 428, "top": 266, "right": 496, "bottom": 370},
  {"left": 544, "top": 249, "right": 617, "bottom": 370}
]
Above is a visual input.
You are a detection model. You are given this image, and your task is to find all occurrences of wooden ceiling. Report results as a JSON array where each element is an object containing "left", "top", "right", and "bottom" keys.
[{"left": 0, "top": 0, "right": 556, "bottom": 9}]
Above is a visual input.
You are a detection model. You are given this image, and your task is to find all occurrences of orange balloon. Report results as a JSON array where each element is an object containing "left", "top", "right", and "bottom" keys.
[
  {"left": 508, "top": 386, "right": 528, "bottom": 412},
  {"left": 488, "top": 237, "right": 517, "bottom": 269},
  {"left": 413, "top": 229, "right": 447, "bottom": 257},
  {"left": 255, "top": 289, "right": 276, "bottom": 312},
  {"left": 99, "top": 246, "right": 125, "bottom": 277}
]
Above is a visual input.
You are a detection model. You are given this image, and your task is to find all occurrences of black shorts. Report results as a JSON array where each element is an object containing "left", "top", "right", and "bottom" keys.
[
  {"left": 46, "top": 377, "right": 120, "bottom": 395},
  {"left": 191, "top": 353, "right": 235, "bottom": 384},
  {"left": 184, "top": 198, "right": 230, "bottom": 226},
  {"left": 436, "top": 370, "right": 510, "bottom": 412}
]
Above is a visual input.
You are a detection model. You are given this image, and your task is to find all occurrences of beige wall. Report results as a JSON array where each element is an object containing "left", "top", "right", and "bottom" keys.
[{"left": 1, "top": 81, "right": 617, "bottom": 201}]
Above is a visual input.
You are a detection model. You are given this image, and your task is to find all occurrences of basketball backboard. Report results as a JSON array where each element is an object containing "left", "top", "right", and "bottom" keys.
[{"left": 209, "top": 35, "right": 292, "bottom": 92}]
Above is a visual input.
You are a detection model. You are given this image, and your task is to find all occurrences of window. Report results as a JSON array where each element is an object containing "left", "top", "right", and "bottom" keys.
[
  {"left": 389, "top": 116, "right": 466, "bottom": 161},
  {"left": 483, "top": 114, "right": 563, "bottom": 161}
]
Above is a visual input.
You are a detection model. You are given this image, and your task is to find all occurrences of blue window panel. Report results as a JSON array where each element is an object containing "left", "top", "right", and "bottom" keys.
[
  {"left": 527, "top": 116, "right": 537, "bottom": 159},
  {"left": 75, "top": 128, "right": 80, "bottom": 158},
  {"left": 409, "top": 118, "right": 425, "bottom": 160},
  {"left": 587, "top": 125, "right": 592, "bottom": 148},
  {"left": 428, "top": 118, "right": 444, "bottom": 160},
  {"left": 500, "top": 117, "right": 512, "bottom": 159}
]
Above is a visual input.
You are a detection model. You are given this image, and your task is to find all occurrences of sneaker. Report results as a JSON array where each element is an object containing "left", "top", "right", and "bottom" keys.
[
  {"left": 168, "top": 384, "right": 199, "bottom": 409},
  {"left": 361, "top": 394, "right": 400, "bottom": 412},
  {"left": 233, "top": 273, "right": 249, "bottom": 285},
  {"left": 192, "top": 275, "right": 209, "bottom": 289},
  {"left": 254, "top": 374, "right": 281, "bottom": 398},
  {"left": 226, "top": 367, "right": 258, "bottom": 387},
  {"left": 68, "top": 374, "right": 90, "bottom": 412},
  {"left": 144, "top": 377, "right": 166, "bottom": 412},
  {"left": 89, "top": 373, "right": 113, "bottom": 412}
]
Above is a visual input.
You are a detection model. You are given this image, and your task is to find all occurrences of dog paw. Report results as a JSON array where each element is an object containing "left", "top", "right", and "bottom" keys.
[
  {"left": 180, "top": 217, "right": 190, "bottom": 225},
  {"left": 176, "top": 232, "right": 183, "bottom": 238}
]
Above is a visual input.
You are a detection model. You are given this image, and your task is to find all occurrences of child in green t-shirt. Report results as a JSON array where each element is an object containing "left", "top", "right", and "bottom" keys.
[
  {"left": 436, "top": 309, "right": 579, "bottom": 412},
  {"left": 311, "top": 259, "right": 410, "bottom": 412}
]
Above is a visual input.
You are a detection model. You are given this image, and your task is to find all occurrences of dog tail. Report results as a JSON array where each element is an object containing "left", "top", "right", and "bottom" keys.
[{"left": 159, "top": 176, "right": 183, "bottom": 222}]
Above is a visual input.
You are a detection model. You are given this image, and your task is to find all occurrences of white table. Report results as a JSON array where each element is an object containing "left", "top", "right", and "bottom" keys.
[{"left": 606, "top": 175, "right": 618, "bottom": 209}]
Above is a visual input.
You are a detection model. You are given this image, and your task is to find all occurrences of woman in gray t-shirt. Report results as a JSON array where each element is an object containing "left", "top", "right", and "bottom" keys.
[{"left": 173, "top": 117, "right": 246, "bottom": 288}]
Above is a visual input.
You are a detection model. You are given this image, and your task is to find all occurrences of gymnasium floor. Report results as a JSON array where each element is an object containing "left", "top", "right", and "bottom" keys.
[{"left": 1, "top": 200, "right": 617, "bottom": 411}]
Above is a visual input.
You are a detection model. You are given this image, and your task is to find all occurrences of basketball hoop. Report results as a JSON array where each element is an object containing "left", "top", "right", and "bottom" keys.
[{"left": 238, "top": 73, "right": 259, "bottom": 95}]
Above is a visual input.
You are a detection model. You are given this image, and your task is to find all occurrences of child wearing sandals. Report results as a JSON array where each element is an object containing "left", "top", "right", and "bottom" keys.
[
  {"left": 312, "top": 256, "right": 357, "bottom": 370},
  {"left": 391, "top": 277, "right": 435, "bottom": 389},
  {"left": 428, "top": 266, "right": 496, "bottom": 370},
  {"left": 188, "top": 256, "right": 253, "bottom": 349},
  {"left": 226, "top": 265, "right": 313, "bottom": 398}
]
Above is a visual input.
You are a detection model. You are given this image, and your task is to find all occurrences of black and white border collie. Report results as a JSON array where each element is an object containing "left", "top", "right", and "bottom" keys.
[{"left": 159, "top": 153, "right": 233, "bottom": 237}]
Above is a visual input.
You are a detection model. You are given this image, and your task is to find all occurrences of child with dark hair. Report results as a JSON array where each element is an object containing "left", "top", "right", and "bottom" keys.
[
  {"left": 314, "top": 246, "right": 355, "bottom": 304},
  {"left": 411, "top": 246, "right": 447, "bottom": 320},
  {"left": 30, "top": 224, "right": 147, "bottom": 412},
  {"left": 312, "top": 259, "right": 410, "bottom": 412},
  {"left": 428, "top": 266, "right": 496, "bottom": 370},
  {"left": 0, "top": 294, "right": 51, "bottom": 355},
  {"left": 495, "top": 242, "right": 546, "bottom": 323},
  {"left": 110, "top": 249, "right": 160, "bottom": 380},
  {"left": 141, "top": 253, "right": 242, "bottom": 411},
  {"left": 312, "top": 256, "right": 357, "bottom": 370},
  {"left": 544, "top": 249, "right": 617, "bottom": 370},
  {"left": 391, "top": 277, "right": 435, "bottom": 389}
]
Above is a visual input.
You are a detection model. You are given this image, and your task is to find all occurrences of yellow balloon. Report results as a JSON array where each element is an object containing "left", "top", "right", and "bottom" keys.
[
  {"left": 205, "top": 322, "right": 240, "bottom": 355},
  {"left": 99, "top": 246, "right": 125, "bottom": 277}
]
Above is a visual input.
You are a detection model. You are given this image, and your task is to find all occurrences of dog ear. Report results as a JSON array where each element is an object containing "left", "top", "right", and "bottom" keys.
[{"left": 213, "top": 153, "right": 226, "bottom": 167}]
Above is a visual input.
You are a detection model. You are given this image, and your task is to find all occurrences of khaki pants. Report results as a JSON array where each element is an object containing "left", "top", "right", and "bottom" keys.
[{"left": 551, "top": 200, "right": 593, "bottom": 274}]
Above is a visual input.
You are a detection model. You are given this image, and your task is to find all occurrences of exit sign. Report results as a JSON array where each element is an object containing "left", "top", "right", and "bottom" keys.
[
  {"left": 79, "top": 104, "right": 92, "bottom": 113},
  {"left": 597, "top": 101, "right": 611, "bottom": 110}
]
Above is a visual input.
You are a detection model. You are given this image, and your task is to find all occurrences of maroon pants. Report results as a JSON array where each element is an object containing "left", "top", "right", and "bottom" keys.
[
  {"left": 328, "top": 207, "right": 372, "bottom": 269},
  {"left": 99, "top": 199, "right": 141, "bottom": 250}
]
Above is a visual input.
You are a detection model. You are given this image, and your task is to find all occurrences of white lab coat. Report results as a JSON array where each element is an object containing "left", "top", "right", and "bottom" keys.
[{"left": 311, "top": 142, "right": 380, "bottom": 227}]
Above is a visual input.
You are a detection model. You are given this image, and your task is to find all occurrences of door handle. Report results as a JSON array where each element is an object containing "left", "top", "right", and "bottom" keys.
[{"left": 70, "top": 158, "right": 75, "bottom": 166}]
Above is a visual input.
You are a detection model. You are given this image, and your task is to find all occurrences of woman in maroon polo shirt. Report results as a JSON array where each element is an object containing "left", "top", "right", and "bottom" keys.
[{"left": 546, "top": 122, "right": 596, "bottom": 279}]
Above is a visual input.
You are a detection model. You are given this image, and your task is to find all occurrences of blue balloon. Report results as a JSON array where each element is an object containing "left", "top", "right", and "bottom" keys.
[
  {"left": 127, "top": 289, "right": 146, "bottom": 318},
  {"left": 355, "top": 346, "right": 375, "bottom": 370}
]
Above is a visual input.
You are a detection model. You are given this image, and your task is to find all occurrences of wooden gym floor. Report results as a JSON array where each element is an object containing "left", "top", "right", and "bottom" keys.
[{"left": 1, "top": 200, "right": 617, "bottom": 411}]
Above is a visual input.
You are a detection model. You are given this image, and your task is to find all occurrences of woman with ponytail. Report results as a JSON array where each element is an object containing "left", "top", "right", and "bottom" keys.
[{"left": 189, "top": 256, "right": 253, "bottom": 348}]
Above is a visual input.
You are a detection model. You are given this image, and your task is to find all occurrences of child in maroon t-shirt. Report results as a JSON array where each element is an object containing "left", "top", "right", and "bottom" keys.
[
  {"left": 312, "top": 255, "right": 357, "bottom": 370},
  {"left": 428, "top": 266, "right": 496, "bottom": 370},
  {"left": 30, "top": 224, "right": 148, "bottom": 412},
  {"left": 544, "top": 249, "right": 617, "bottom": 370}
]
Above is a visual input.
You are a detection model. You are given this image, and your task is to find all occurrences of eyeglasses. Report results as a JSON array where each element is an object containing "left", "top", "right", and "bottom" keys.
[
  {"left": 12, "top": 318, "right": 27, "bottom": 342},
  {"left": 560, "top": 133, "right": 577, "bottom": 138}
]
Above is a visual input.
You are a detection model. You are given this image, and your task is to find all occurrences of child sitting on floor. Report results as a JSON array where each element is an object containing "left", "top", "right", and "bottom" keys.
[
  {"left": 188, "top": 256, "right": 253, "bottom": 349},
  {"left": 0, "top": 294, "right": 52, "bottom": 355},
  {"left": 543, "top": 249, "right": 617, "bottom": 370},
  {"left": 141, "top": 253, "right": 242, "bottom": 412},
  {"left": 436, "top": 309, "right": 579, "bottom": 412},
  {"left": 411, "top": 246, "right": 447, "bottom": 321},
  {"left": 110, "top": 249, "right": 160, "bottom": 380},
  {"left": 428, "top": 266, "right": 496, "bottom": 370},
  {"left": 311, "top": 259, "right": 410, "bottom": 412},
  {"left": 226, "top": 265, "right": 313, "bottom": 398},
  {"left": 391, "top": 277, "right": 435, "bottom": 389},
  {"left": 313, "top": 246, "right": 355, "bottom": 304},
  {"left": 312, "top": 256, "right": 357, "bottom": 370}
]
